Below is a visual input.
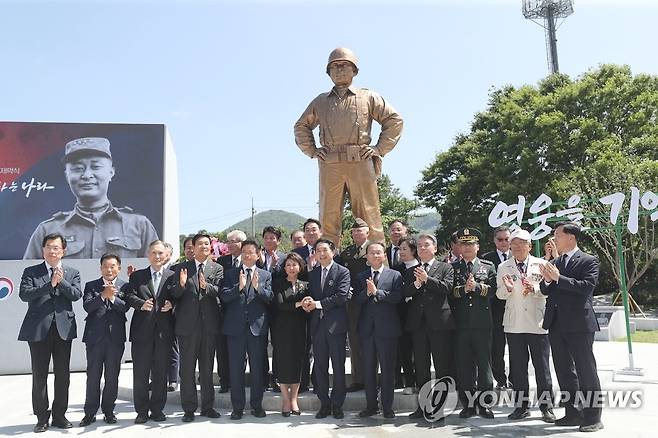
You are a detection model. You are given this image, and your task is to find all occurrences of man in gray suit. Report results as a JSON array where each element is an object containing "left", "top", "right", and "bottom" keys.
[{"left": 18, "top": 232, "right": 83, "bottom": 433}]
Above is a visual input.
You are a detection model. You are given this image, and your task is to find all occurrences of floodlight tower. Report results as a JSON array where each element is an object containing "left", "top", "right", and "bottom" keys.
[{"left": 522, "top": 0, "right": 574, "bottom": 74}]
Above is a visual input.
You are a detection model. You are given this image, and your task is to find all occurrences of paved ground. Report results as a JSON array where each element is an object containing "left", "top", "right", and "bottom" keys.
[{"left": 0, "top": 341, "right": 656, "bottom": 437}]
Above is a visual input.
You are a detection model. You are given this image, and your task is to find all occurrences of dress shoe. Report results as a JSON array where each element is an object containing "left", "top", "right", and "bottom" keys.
[
  {"left": 332, "top": 408, "right": 344, "bottom": 419},
  {"left": 459, "top": 407, "right": 477, "bottom": 418},
  {"left": 346, "top": 383, "right": 364, "bottom": 392},
  {"left": 51, "top": 416, "right": 73, "bottom": 429},
  {"left": 579, "top": 422, "right": 604, "bottom": 432},
  {"left": 33, "top": 422, "right": 49, "bottom": 433},
  {"left": 358, "top": 408, "right": 379, "bottom": 418},
  {"left": 252, "top": 408, "right": 266, "bottom": 418},
  {"left": 103, "top": 413, "right": 118, "bottom": 424},
  {"left": 134, "top": 413, "right": 149, "bottom": 424},
  {"left": 182, "top": 412, "right": 195, "bottom": 422},
  {"left": 402, "top": 387, "right": 415, "bottom": 395},
  {"left": 383, "top": 410, "right": 395, "bottom": 419},
  {"left": 79, "top": 415, "right": 96, "bottom": 427},
  {"left": 291, "top": 410, "right": 301, "bottom": 416},
  {"left": 167, "top": 382, "right": 179, "bottom": 392},
  {"left": 315, "top": 407, "right": 331, "bottom": 419},
  {"left": 230, "top": 410, "right": 243, "bottom": 420},
  {"left": 555, "top": 414, "right": 583, "bottom": 426},
  {"left": 508, "top": 407, "right": 530, "bottom": 420},
  {"left": 150, "top": 412, "right": 167, "bottom": 421},
  {"left": 478, "top": 406, "right": 494, "bottom": 419},
  {"left": 218, "top": 385, "right": 229, "bottom": 394},
  {"left": 408, "top": 408, "right": 424, "bottom": 419},
  {"left": 540, "top": 408, "right": 556, "bottom": 423},
  {"left": 201, "top": 408, "right": 221, "bottom": 418},
  {"left": 281, "top": 411, "right": 291, "bottom": 417}
]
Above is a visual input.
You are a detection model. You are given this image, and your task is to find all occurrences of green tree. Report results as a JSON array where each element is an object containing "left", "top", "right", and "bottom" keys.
[
  {"left": 415, "top": 64, "right": 658, "bottom": 293},
  {"left": 341, "top": 174, "right": 419, "bottom": 248}
]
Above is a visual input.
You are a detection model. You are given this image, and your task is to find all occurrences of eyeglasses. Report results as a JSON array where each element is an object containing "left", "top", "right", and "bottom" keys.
[{"left": 44, "top": 245, "right": 63, "bottom": 252}]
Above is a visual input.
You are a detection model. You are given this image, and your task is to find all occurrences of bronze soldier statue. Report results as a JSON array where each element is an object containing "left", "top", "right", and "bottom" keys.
[{"left": 294, "top": 48, "right": 403, "bottom": 245}]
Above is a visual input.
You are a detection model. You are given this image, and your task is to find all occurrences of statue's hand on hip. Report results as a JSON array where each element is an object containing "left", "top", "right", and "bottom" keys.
[
  {"left": 314, "top": 147, "right": 329, "bottom": 161},
  {"left": 359, "top": 145, "right": 376, "bottom": 159}
]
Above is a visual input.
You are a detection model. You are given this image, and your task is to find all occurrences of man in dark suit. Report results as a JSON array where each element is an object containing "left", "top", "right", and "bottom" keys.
[
  {"left": 301, "top": 238, "right": 351, "bottom": 419},
  {"left": 539, "top": 222, "right": 603, "bottom": 433},
  {"left": 293, "top": 218, "right": 324, "bottom": 392},
  {"left": 405, "top": 234, "right": 455, "bottom": 420},
  {"left": 354, "top": 242, "right": 403, "bottom": 418},
  {"left": 171, "top": 233, "right": 224, "bottom": 422},
  {"left": 220, "top": 239, "right": 273, "bottom": 420},
  {"left": 79, "top": 253, "right": 129, "bottom": 427},
  {"left": 18, "top": 232, "right": 83, "bottom": 433},
  {"left": 124, "top": 240, "right": 175, "bottom": 424},
  {"left": 386, "top": 219, "right": 408, "bottom": 269},
  {"left": 215, "top": 229, "right": 247, "bottom": 393},
  {"left": 481, "top": 225, "right": 512, "bottom": 390}
]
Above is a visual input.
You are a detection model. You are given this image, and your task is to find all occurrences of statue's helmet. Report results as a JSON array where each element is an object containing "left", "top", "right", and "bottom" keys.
[{"left": 326, "top": 47, "right": 359, "bottom": 75}]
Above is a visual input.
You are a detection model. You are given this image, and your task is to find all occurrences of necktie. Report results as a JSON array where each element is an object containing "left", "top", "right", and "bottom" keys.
[
  {"left": 153, "top": 271, "right": 161, "bottom": 295},
  {"left": 232, "top": 258, "right": 239, "bottom": 268},
  {"left": 392, "top": 246, "right": 399, "bottom": 266},
  {"left": 245, "top": 268, "right": 252, "bottom": 290},
  {"left": 467, "top": 261, "right": 473, "bottom": 274},
  {"left": 558, "top": 253, "right": 567, "bottom": 268},
  {"left": 321, "top": 267, "right": 328, "bottom": 289},
  {"left": 502, "top": 252, "right": 508, "bottom": 261},
  {"left": 422, "top": 262, "right": 429, "bottom": 272},
  {"left": 50, "top": 267, "right": 55, "bottom": 278},
  {"left": 373, "top": 270, "right": 380, "bottom": 287},
  {"left": 199, "top": 263, "right": 205, "bottom": 277},
  {"left": 517, "top": 262, "right": 526, "bottom": 275}
]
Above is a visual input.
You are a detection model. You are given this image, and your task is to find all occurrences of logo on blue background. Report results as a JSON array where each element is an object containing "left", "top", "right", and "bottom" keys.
[{"left": 0, "top": 277, "right": 14, "bottom": 301}]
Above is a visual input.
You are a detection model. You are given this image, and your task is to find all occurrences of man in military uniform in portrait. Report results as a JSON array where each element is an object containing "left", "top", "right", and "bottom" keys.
[
  {"left": 336, "top": 217, "right": 371, "bottom": 392},
  {"left": 24, "top": 137, "right": 159, "bottom": 259},
  {"left": 294, "top": 47, "right": 403, "bottom": 245},
  {"left": 451, "top": 228, "right": 497, "bottom": 420}
]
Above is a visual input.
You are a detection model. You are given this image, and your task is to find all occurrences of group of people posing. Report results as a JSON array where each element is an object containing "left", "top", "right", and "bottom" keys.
[{"left": 17, "top": 217, "right": 604, "bottom": 434}]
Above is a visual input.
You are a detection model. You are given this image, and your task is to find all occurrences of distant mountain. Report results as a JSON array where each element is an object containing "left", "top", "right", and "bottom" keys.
[
  {"left": 222, "top": 209, "right": 307, "bottom": 236},
  {"left": 409, "top": 211, "right": 441, "bottom": 235}
]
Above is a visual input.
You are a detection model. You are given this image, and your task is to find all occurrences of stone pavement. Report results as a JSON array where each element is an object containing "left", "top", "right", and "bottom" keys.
[{"left": 0, "top": 341, "right": 656, "bottom": 437}]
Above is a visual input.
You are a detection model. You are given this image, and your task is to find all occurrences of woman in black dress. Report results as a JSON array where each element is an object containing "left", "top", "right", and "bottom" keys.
[
  {"left": 398, "top": 237, "right": 420, "bottom": 395},
  {"left": 272, "top": 252, "right": 309, "bottom": 416}
]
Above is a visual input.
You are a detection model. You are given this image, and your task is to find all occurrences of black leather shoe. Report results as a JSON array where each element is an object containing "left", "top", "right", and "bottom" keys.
[
  {"left": 408, "top": 408, "right": 424, "bottom": 419},
  {"left": 478, "top": 406, "right": 494, "bottom": 419},
  {"left": 281, "top": 411, "right": 291, "bottom": 417},
  {"left": 315, "top": 407, "right": 331, "bottom": 419},
  {"left": 230, "top": 410, "right": 243, "bottom": 420},
  {"left": 579, "top": 422, "right": 604, "bottom": 432},
  {"left": 346, "top": 383, "right": 364, "bottom": 392},
  {"left": 201, "top": 408, "right": 221, "bottom": 418},
  {"left": 182, "top": 412, "right": 195, "bottom": 422},
  {"left": 251, "top": 408, "right": 266, "bottom": 418},
  {"left": 218, "top": 385, "right": 229, "bottom": 394},
  {"left": 540, "top": 408, "right": 556, "bottom": 423},
  {"left": 555, "top": 414, "right": 583, "bottom": 426},
  {"left": 134, "top": 413, "right": 149, "bottom": 424},
  {"left": 103, "top": 413, "right": 118, "bottom": 424},
  {"left": 33, "top": 422, "right": 49, "bottom": 433},
  {"left": 508, "top": 407, "right": 530, "bottom": 420},
  {"left": 459, "top": 407, "right": 476, "bottom": 418},
  {"left": 383, "top": 410, "right": 395, "bottom": 419},
  {"left": 51, "top": 416, "right": 73, "bottom": 429},
  {"left": 79, "top": 415, "right": 96, "bottom": 427},
  {"left": 358, "top": 408, "right": 379, "bottom": 418},
  {"left": 332, "top": 408, "right": 344, "bottom": 419},
  {"left": 291, "top": 410, "right": 301, "bottom": 416},
  {"left": 167, "top": 383, "right": 178, "bottom": 392},
  {"left": 150, "top": 412, "right": 167, "bottom": 421}
]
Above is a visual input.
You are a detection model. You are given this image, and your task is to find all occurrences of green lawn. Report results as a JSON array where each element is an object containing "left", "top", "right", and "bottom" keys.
[{"left": 616, "top": 330, "right": 658, "bottom": 343}]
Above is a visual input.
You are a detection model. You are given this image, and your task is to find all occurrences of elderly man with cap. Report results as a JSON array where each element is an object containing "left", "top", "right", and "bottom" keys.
[
  {"left": 24, "top": 137, "right": 159, "bottom": 259},
  {"left": 451, "top": 228, "right": 497, "bottom": 419},
  {"left": 496, "top": 229, "right": 555, "bottom": 423},
  {"left": 336, "top": 217, "right": 371, "bottom": 393},
  {"left": 294, "top": 47, "right": 403, "bottom": 245}
]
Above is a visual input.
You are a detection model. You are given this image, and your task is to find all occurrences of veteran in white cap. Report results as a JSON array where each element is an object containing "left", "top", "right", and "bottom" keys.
[
  {"left": 496, "top": 228, "right": 555, "bottom": 423},
  {"left": 24, "top": 137, "right": 159, "bottom": 259}
]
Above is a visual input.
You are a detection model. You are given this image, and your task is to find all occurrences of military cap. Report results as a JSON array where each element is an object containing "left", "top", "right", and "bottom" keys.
[
  {"left": 351, "top": 217, "right": 369, "bottom": 229},
  {"left": 456, "top": 227, "right": 481, "bottom": 243},
  {"left": 510, "top": 228, "right": 532, "bottom": 242},
  {"left": 62, "top": 137, "right": 112, "bottom": 163}
]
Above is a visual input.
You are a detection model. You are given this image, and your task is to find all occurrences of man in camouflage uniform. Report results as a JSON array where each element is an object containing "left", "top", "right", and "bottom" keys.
[
  {"left": 294, "top": 47, "right": 403, "bottom": 245},
  {"left": 24, "top": 137, "right": 159, "bottom": 259},
  {"left": 451, "top": 228, "right": 497, "bottom": 419}
]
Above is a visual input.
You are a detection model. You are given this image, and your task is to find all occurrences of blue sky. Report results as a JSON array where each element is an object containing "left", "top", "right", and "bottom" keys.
[{"left": 2, "top": 0, "right": 657, "bottom": 234}]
